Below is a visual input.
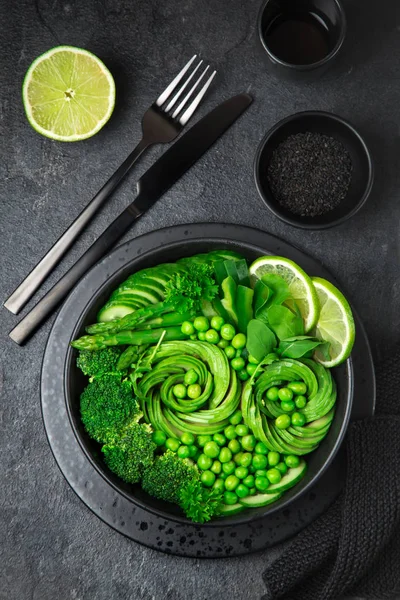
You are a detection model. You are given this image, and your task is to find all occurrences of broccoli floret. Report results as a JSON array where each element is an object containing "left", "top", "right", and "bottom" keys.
[
  {"left": 77, "top": 347, "right": 123, "bottom": 378},
  {"left": 141, "top": 450, "right": 199, "bottom": 504},
  {"left": 179, "top": 480, "right": 223, "bottom": 524},
  {"left": 102, "top": 422, "right": 156, "bottom": 484},
  {"left": 80, "top": 374, "right": 140, "bottom": 443}
]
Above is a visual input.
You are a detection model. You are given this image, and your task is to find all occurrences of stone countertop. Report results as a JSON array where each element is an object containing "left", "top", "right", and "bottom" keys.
[{"left": 1, "top": 0, "right": 399, "bottom": 598}]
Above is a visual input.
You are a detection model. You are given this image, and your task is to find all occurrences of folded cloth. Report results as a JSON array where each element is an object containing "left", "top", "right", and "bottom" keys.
[{"left": 262, "top": 349, "right": 400, "bottom": 600}]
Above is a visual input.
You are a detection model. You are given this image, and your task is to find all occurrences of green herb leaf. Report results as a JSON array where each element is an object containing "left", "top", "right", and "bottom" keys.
[
  {"left": 278, "top": 337, "right": 324, "bottom": 358},
  {"left": 246, "top": 319, "right": 277, "bottom": 362},
  {"left": 254, "top": 280, "right": 272, "bottom": 322},
  {"left": 267, "top": 305, "right": 305, "bottom": 340},
  {"left": 261, "top": 274, "right": 290, "bottom": 307}
]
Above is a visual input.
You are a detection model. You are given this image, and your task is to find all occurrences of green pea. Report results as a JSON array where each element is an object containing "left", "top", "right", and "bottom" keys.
[
  {"left": 243, "top": 475, "right": 255, "bottom": 488},
  {"left": 224, "top": 475, "right": 240, "bottom": 491},
  {"left": 267, "top": 451, "right": 281, "bottom": 467},
  {"left": 235, "top": 466, "right": 248, "bottom": 479},
  {"left": 165, "top": 438, "right": 180, "bottom": 452},
  {"left": 255, "top": 442, "right": 268, "bottom": 455},
  {"left": 285, "top": 455, "right": 300, "bottom": 468},
  {"left": 255, "top": 469, "right": 267, "bottom": 478},
  {"left": 241, "top": 434, "right": 256, "bottom": 451},
  {"left": 213, "top": 433, "right": 227, "bottom": 446},
  {"left": 278, "top": 387, "right": 294, "bottom": 401},
  {"left": 205, "top": 329, "right": 220, "bottom": 344},
  {"left": 211, "top": 316, "right": 225, "bottom": 330},
  {"left": 248, "top": 354, "right": 260, "bottom": 364},
  {"left": 291, "top": 412, "right": 306, "bottom": 427},
  {"left": 211, "top": 460, "right": 222, "bottom": 475},
  {"left": 239, "top": 452, "right": 252, "bottom": 468},
  {"left": 233, "top": 451, "right": 243, "bottom": 465},
  {"left": 219, "top": 447, "right": 233, "bottom": 463},
  {"left": 224, "top": 346, "right": 236, "bottom": 359},
  {"left": 213, "top": 478, "right": 225, "bottom": 493},
  {"left": 177, "top": 445, "right": 190, "bottom": 459},
  {"left": 197, "top": 435, "right": 212, "bottom": 447},
  {"left": 193, "top": 316, "right": 209, "bottom": 332},
  {"left": 204, "top": 441, "right": 220, "bottom": 459},
  {"left": 276, "top": 462, "right": 288, "bottom": 475},
  {"left": 237, "top": 369, "right": 249, "bottom": 381},
  {"left": 223, "top": 491, "right": 238, "bottom": 505},
  {"left": 228, "top": 439, "right": 241, "bottom": 454},
  {"left": 231, "top": 357, "right": 245, "bottom": 371},
  {"left": 281, "top": 400, "right": 295, "bottom": 412},
  {"left": 187, "top": 384, "right": 202, "bottom": 399},
  {"left": 252, "top": 454, "right": 268, "bottom": 469},
  {"left": 288, "top": 381, "right": 307, "bottom": 395},
  {"left": 248, "top": 465, "right": 256, "bottom": 473},
  {"left": 232, "top": 333, "right": 246, "bottom": 349},
  {"left": 248, "top": 487, "right": 257, "bottom": 496},
  {"left": 188, "top": 445, "right": 198, "bottom": 458},
  {"left": 198, "top": 331, "right": 206, "bottom": 341},
  {"left": 267, "top": 468, "right": 282, "bottom": 484},
  {"left": 236, "top": 484, "right": 249, "bottom": 499},
  {"left": 266, "top": 387, "right": 280, "bottom": 401},
  {"left": 275, "top": 414, "right": 291, "bottom": 430},
  {"left": 255, "top": 476, "right": 269, "bottom": 492},
  {"left": 235, "top": 424, "right": 249, "bottom": 437},
  {"left": 218, "top": 339, "right": 229, "bottom": 349},
  {"left": 220, "top": 472, "right": 228, "bottom": 480},
  {"left": 184, "top": 369, "right": 198, "bottom": 386},
  {"left": 229, "top": 410, "right": 243, "bottom": 426},
  {"left": 224, "top": 425, "right": 237, "bottom": 440},
  {"left": 152, "top": 430, "right": 167, "bottom": 446},
  {"left": 220, "top": 324, "right": 236, "bottom": 341},
  {"left": 222, "top": 461, "right": 236, "bottom": 475},
  {"left": 190, "top": 334, "right": 197, "bottom": 340},
  {"left": 246, "top": 363, "right": 257, "bottom": 376},
  {"left": 235, "top": 349, "right": 242, "bottom": 358},
  {"left": 295, "top": 395, "right": 307, "bottom": 409},
  {"left": 173, "top": 384, "right": 187, "bottom": 399},
  {"left": 181, "top": 432, "right": 195, "bottom": 446},
  {"left": 181, "top": 321, "right": 195, "bottom": 336},
  {"left": 201, "top": 470, "right": 216, "bottom": 487},
  {"left": 197, "top": 454, "right": 213, "bottom": 470}
]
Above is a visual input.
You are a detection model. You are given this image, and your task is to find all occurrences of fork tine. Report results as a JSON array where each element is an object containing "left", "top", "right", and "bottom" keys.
[
  {"left": 177, "top": 70, "right": 217, "bottom": 126},
  {"left": 171, "top": 65, "right": 210, "bottom": 120},
  {"left": 156, "top": 55, "right": 197, "bottom": 107},
  {"left": 164, "top": 60, "right": 203, "bottom": 113}
]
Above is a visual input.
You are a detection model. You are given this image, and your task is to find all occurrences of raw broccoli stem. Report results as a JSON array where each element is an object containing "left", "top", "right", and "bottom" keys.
[
  {"left": 86, "top": 301, "right": 175, "bottom": 335},
  {"left": 71, "top": 326, "right": 188, "bottom": 351}
]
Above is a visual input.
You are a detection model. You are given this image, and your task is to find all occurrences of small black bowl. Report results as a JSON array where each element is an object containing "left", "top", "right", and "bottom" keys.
[{"left": 254, "top": 111, "right": 374, "bottom": 229}]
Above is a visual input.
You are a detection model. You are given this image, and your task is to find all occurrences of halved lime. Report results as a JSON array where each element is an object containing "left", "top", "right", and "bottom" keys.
[
  {"left": 311, "top": 277, "right": 355, "bottom": 368},
  {"left": 249, "top": 256, "right": 319, "bottom": 332},
  {"left": 22, "top": 46, "right": 115, "bottom": 142}
]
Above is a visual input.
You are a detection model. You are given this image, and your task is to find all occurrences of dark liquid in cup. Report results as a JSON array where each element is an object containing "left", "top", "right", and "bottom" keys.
[{"left": 264, "top": 12, "right": 331, "bottom": 65}]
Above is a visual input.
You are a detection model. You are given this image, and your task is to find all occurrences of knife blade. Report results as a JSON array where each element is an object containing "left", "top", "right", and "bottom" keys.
[{"left": 9, "top": 92, "right": 253, "bottom": 345}]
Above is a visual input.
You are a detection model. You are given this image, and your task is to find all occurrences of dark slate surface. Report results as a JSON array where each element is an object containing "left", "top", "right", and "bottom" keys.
[{"left": 1, "top": 0, "right": 399, "bottom": 598}]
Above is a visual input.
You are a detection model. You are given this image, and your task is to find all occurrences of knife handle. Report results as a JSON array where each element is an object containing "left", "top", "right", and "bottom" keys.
[
  {"left": 9, "top": 203, "right": 142, "bottom": 345},
  {"left": 4, "top": 138, "right": 149, "bottom": 316}
]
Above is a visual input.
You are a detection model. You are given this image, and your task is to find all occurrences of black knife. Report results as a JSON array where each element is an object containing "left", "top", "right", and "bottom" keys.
[{"left": 9, "top": 93, "right": 253, "bottom": 345}]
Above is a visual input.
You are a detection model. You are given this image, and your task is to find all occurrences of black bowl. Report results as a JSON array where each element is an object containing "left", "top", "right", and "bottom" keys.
[
  {"left": 254, "top": 111, "right": 374, "bottom": 229},
  {"left": 65, "top": 238, "right": 354, "bottom": 525}
]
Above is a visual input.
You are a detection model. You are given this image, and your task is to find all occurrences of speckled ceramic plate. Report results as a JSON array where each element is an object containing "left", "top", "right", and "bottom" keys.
[{"left": 41, "top": 224, "right": 375, "bottom": 557}]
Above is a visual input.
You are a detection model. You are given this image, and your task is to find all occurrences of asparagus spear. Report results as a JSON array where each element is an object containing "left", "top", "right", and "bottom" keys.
[{"left": 71, "top": 326, "right": 188, "bottom": 352}]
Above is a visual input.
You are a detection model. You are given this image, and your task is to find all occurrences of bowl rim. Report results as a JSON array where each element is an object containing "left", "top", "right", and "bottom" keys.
[
  {"left": 254, "top": 110, "right": 375, "bottom": 230},
  {"left": 64, "top": 235, "right": 355, "bottom": 527},
  {"left": 257, "top": 0, "right": 347, "bottom": 71}
]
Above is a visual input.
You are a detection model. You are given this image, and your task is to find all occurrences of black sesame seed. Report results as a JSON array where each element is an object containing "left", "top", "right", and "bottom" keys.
[{"left": 267, "top": 132, "right": 353, "bottom": 217}]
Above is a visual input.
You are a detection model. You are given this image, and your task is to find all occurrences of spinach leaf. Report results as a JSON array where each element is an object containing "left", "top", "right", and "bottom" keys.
[
  {"left": 278, "top": 337, "right": 324, "bottom": 358},
  {"left": 246, "top": 319, "right": 277, "bottom": 362},
  {"left": 266, "top": 305, "right": 304, "bottom": 340},
  {"left": 317, "top": 342, "right": 331, "bottom": 361},
  {"left": 260, "top": 274, "right": 290, "bottom": 307},
  {"left": 254, "top": 280, "right": 272, "bottom": 322}
]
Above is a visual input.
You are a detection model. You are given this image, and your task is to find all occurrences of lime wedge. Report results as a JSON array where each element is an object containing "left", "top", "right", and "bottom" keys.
[
  {"left": 22, "top": 46, "right": 115, "bottom": 142},
  {"left": 249, "top": 256, "right": 319, "bottom": 332},
  {"left": 311, "top": 277, "right": 355, "bottom": 367}
]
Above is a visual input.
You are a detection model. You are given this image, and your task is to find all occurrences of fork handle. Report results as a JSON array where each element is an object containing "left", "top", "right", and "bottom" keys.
[{"left": 3, "top": 137, "right": 150, "bottom": 315}]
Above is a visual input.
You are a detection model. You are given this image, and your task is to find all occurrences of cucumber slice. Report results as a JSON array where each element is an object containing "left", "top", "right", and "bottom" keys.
[
  {"left": 239, "top": 491, "right": 282, "bottom": 508},
  {"left": 219, "top": 503, "right": 245, "bottom": 516},
  {"left": 97, "top": 304, "right": 135, "bottom": 322},
  {"left": 267, "top": 460, "right": 307, "bottom": 493}
]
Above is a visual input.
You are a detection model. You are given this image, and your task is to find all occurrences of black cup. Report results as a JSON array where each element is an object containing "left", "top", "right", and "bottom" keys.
[{"left": 257, "top": 0, "right": 346, "bottom": 80}]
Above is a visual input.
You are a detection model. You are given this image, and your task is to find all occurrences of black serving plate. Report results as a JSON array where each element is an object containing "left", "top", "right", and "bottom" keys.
[{"left": 41, "top": 223, "right": 375, "bottom": 557}]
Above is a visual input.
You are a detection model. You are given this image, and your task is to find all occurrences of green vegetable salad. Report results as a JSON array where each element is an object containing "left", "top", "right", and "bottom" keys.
[{"left": 71, "top": 250, "right": 355, "bottom": 522}]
